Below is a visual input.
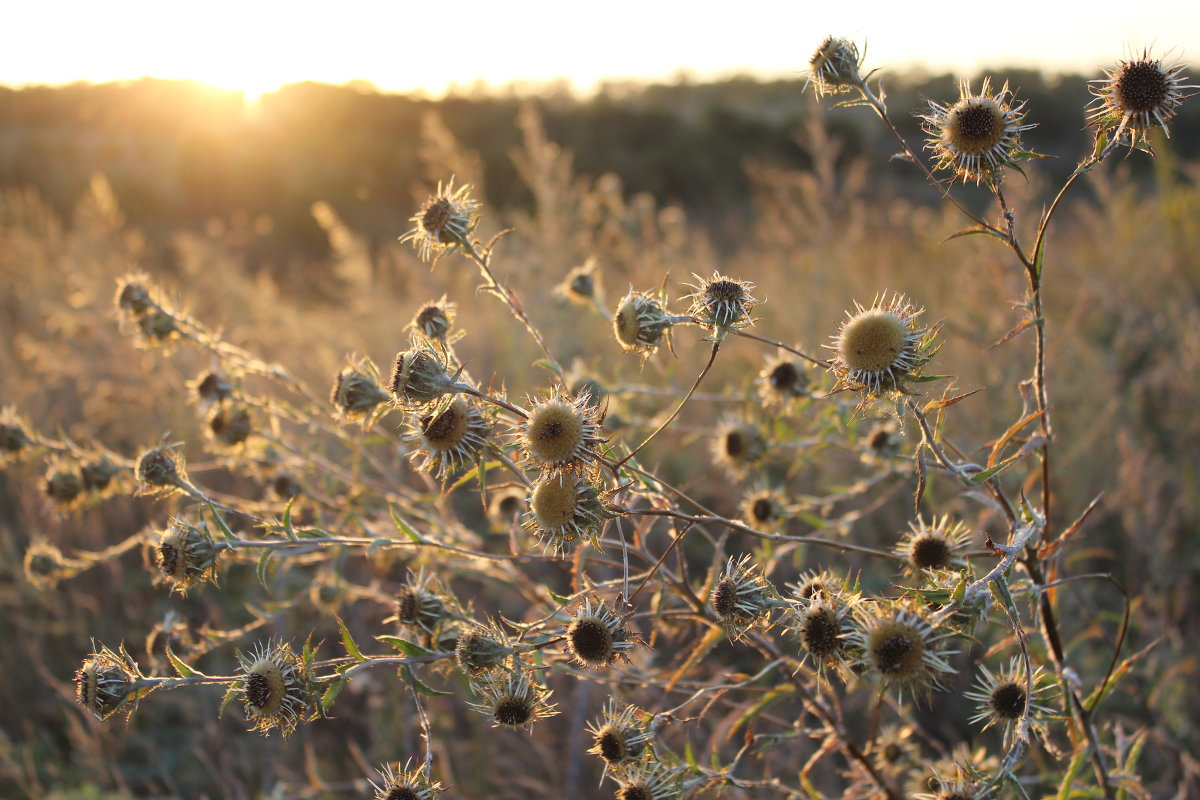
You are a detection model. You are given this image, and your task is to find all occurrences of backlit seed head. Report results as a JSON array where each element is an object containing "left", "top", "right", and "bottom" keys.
[
  {"left": 23, "top": 539, "right": 80, "bottom": 589},
  {"left": 794, "top": 601, "right": 848, "bottom": 666},
  {"left": 80, "top": 454, "right": 121, "bottom": 493},
  {"left": 739, "top": 486, "right": 788, "bottom": 530},
  {"left": 921, "top": 78, "right": 1035, "bottom": 184},
  {"left": 1088, "top": 49, "right": 1197, "bottom": 151},
  {"left": 487, "top": 486, "right": 528, "bottom": 531},
  {"left": 135, "top": 441, "right": 185, "bottom": 495},
  {"left": 137, "top": 308, "right": 180, "bottom": 345},
  {"left": 399, "top": 178, "right": 480, "bottom": 262},
  {"left": 523, "top": 472, "right": 611, "bottom": 556},
  {"left": 208, "top": 404, "right": 253, "bottom": 447},
  {"left": 455, "top": 621, "right": 514, "bottom": 678},
  {"left": 0, "top": 409, "right": 33, "bottom": 459},
  {"left": 613, "top": 766, "right": 683, "bottom": 800},
  {"left": 75, "top": 642, "right": 145, "bottom": 722},
  {"left": 682, "top": 271, "right": 757, "bottom": 335},
  {"left": 711, "top": 419, "right": 767, "bottom": 476},
  {"left": 828, "top": 293, "right": 935, "bottom": 398},
  {"left": 154, "top": 519, "right": 219, "bottom": 594},
  {"left": 115, "top": 276, "right": 155, "bottom": 316},
  {"left": 872, "top": 725, "right": 920, "bottom": 775},
  {"left": 369, "top": 760, "right": 445, "bottom": 800},
  {"left": 788, "top": 569, "right": 844, "bottom": 603},
  {"left": 389, "top": 344, "right": 459, "bottom": 410},
  {"left": 914, "top": 768, "right": 992, "bottom": 800},
  {"left": 393, "top": 570, "right": 452, "bottom": 637},
  {"left": 558, "top": 258, "right": 601, "bottom": 304},
  {"left": 410, "top": 297, "right": 456, "bottom": 340},
  {"left": 405, "top": 396, "right": 492, "bottom": 481},
  {"left": 469, "top": 670, "right": 557, "bottom": 730},
  {"left": 565, "top": 598, "right": 635, "bottom": 668},
  {"left": 965, "top": 658, "right": 1055, "bottom": 742},
  {"left": 613, "top": 290, "right": 674, "bottom": 357},
  {"left": 862, "top": 421, "right": 903, "bottom": 462},
  {"left": 331, "top": 360, "right": 391, "bottom": 419},
  {"left": 44, "top": 462, "right": 83, "bottom": 508},
  {"left": 808, "top": 36, "right": 865, "bottom": 97},
  {"left": 896, "top": 515, "right": 971, "bottom": 574},
  {"left": 270, "top": 472, "right": 303, "bottom": 500},
  {"left": 711, "top": 554, "right": 776, "bottom": 639},
  {"left": 191, "top": 370, "right": 234, "bottom": 407},
  {"left": 236, "top": 640, "right": 318, "bottom": 737},
  {"left": 586, "top": 701, "right": 652, "bottom": 774},
  {"left": 517, "top": 390, "right": 606, "bottom": 473},
  {"left": 852, "top": 606, "right": 956, "bottom": 697},
  {"left": 759, "top": 355, "right": 809, "bottom": 406}
]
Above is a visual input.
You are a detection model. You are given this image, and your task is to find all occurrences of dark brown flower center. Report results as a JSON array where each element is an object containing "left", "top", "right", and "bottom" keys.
[
  {"left": 493, "top": 696, "right": 532, "bottom": 726},
  {"left": 617, "top": 786, "right": 651, "bottom": 800},
  {"left": 752, "top": 498, "right": 775, "bottom": 523},
  {"left": 724, "top": 431, "right": 746, "bottom": 458},
  {"left": 421, "top": 198, "right": 452, "bottom": 234},
  {"left": 802, "top": 607, "right": 842, "bottom": 657},
  {"left": 874, "top": 634, "right": 915, "bottom": 675},
  {"left": 769, "top": 361, "right": 799, "bottom": 389},
  {"left": 713, "top": 577, "right": 738, "bottom": 617},
  {"left": 386, "top": 787, "right": 420, "bottom": 800},
  {"left": 245, "top": 672, "right": 273, "bottom": 709},
  {"left": 990, "top": 682, "right": 1026, "bottom": 718},
  {"left": 568, "top": 617, "right": 614, "bottom": 664},
  {"left": 912, "top": 535, "right": 951, "bottom": 570},
  {"left": 396, "top": 587, "right": 419, "bottom": 622},
  {"left": 956, "top": 102, "right": 1000, "bottom": 141},
  {"left": 596, "top": 727, "right": 628, "bottom": 763},
  {"left": 156, "top": 543, "right": 181, "bottom": 577},
  {"left": 1117, "top": 61, "right": 1170, "bottom": 112}
]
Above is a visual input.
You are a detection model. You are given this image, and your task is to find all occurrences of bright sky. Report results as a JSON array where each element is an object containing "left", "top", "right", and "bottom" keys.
[{"left": 5, "top": 1, "right": 1199, "bottom": 99}]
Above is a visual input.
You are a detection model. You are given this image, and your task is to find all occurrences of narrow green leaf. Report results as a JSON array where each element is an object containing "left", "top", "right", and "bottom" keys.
[
  {"left": 321, "top": 677, "right": 347, "bottom": 712},
  {"left": 546, "top": 587, "right": 571, "bottom": 606},
  {"left": 1056, "top": 745, "right": 1089, "bottom": 800},
  {"left": 401, "top": 664, "right": 452, "bottom": 697},
  {"left": 282, "top": 495, "right": 299, "bottom": 541},
  {"left": 336, "top": 615, "right": 365, "bottom": 661},
  {"left": 943, "top": 225, "right": 1008, "bottom": 243},
  {"left": 376, "top": 635, "right": 433, "bottom": 657},
  {"left": 165, "top": 644, "right": 202, "bottom": 678},
  {"left": 256, "top": 550, "right": 274, "bottom": 587},
  {"left": 390, "top": 506, "right": 426, "bottom": 543},
  {"left": 207, "top": 504, "right": 235, "bottom": 541},
  {"left": 218, "top": 683, "right": 240, "bottom": 718},
  {"left": 968, "top": 451, "right": 1022, "bottom": 484}
]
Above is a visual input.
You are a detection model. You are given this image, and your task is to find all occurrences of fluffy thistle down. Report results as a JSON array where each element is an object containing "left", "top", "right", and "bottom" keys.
[
  {"left": 711, "top": 554, "right": 777, "bottom": 639},
  {"left": 808, "top": 36, "right": 865, "bottom": 97},
  {"left": 586, "top": 700, "right": 653, "bottom": 776},
  {"left": 896, "top": 515, "right": 972, "bottom": 575},
  {"left": 515, "top": 389, "right": 607, "bottom": 474},
  {"left": 612, "top": 289, "right": 674, "bottom": 357},
  {"left": 964, "top": 658, "right": 1055, "bottom": 743},
  {"left": 523, "top": 471, "right": 612, "bottom": 555},
  {"left": 399, "top": 178, "right": 480, "bottom": 262},
  {"left": 154, "top": 518, "right": 219, "bottom": 594},
  {"left": 469, "top": 670, "right": 558, "bottom": 730},
  {"left": 564, "top": 598, "right": 635, "bottom": 668},
  {"left": 827, "top": 294, "right": 936, "bottom": 398},
  {"left": 921, "top": 78, "right": 1035, "bottom": 184},
  {"left": 235, "top": 640, "right": 319, "bottom": 737},
  {"left": 851, "top": 605, "right": 956, "bottom": 698},
  {"left": 682, "top": 271, "right": 757, "bottom": 337},
  {"left": 75, "top": 643, "right": 147, "bottom": 722},
  {"left": 404, "top": 396, "right": 492, "bottom": 481},
  {"left": 368, "top": 760, "right": 445, "bottom": 800},
  {"left": 1088, "top": 49, "right": 1197, "bottom": 151}
]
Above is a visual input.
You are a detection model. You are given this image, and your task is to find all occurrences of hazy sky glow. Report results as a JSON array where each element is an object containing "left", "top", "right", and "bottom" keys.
[{"left": 7, "top": 0, "right": 1200, "bottom": 98}]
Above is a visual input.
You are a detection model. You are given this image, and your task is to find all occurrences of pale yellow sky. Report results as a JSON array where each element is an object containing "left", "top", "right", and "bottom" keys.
[{"left": 5, "top": 0, "right": 1198, "bottom": 98}]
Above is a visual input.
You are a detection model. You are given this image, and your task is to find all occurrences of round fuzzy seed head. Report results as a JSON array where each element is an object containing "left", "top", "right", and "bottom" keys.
[
  {"left": 455, "top": 628, "right": 510, "bottom": 676},
  {"left": 595, "top": 725, "right": 631, "bottom": 764},
  {"left": 493, "top": 696, "right": 533, "bottom": 727},
  {"left": 80, "top": 456, "right": 120, "bottom": 493},
  {"left": 0, "top": 419, "right": 32, "bottom": 456},
  {"left": 568, "top": 617, "right": 614, "bottom": 666},
  {"left": 854, "top": 608, "right": 955, "bottom": 695},
  {"left": 519, "top": 392, "right": 605, "bottom": 472},
  {"left": 829, "top": 294, "right": 931, "bottom": 397},
  {"left": 76, "top": 644, "right": 144, "bottom": 722},
  {"left": 613, "top": 291, "right": 673, "bottom": 356},
  {"left": 798, "top": 603, "right": 844, "bottom": 661},
  {"left": 411, "top": 300, "right": 455, "bottom": 340},
  {"left": 684, "top": 271, "right": 757, "bottom": 334},
  {"left": 394, "top": 575, "right": 448, "bottom": 635},
  {"left": 712, "top": 420, "right": 766, "bottom": 476},
  {"left": 408, "top": 397, "right": 491, "bottom": 480},
  {"left": 808, "top": 36, "right": 863, "bottom": 96},
  {"left": 841, "top": 311, "right": 907, "bottom": 373},
  {"left": 760, "top": 356, "right": 808, "bottom": 405},
  {"left": 922, "top": 78, "right": 1034, "bottom": 184},
  {"left": 524, "top": 472, "right": 610, "bottom": 555},
  {"left": 897, "top": 516, "right": 970, "bottom": 574},
  {"left": 470, "top": 672, "right": 557, "bottom": 730},
  {"left": 237, "top": 641, "right": 316, "bottom": 737},
  {"left": 739, "top": 487, "right": 787, "bottom": 531},
  {"left": 154, "top": 520, "right": 218, "bottom": 594},
  {"left": 531, "top": 475, "right": 580, "bottom": 529},
  {"left": 869, "top": 622, "right": 922, "bottom": 676},
  {"left": 1088, "top": 50, "right": 1197, "bottom": 147},
  {"left": 711, "top": 555, "right": 774, "bottom": 637},
  {"left": 613, "top": 767, "right": 682, "bottom": 800},
  {"left": 988, "top": 681, "right": 1026, "bottom": 720},
  {"left": 912, "top": 536, "right": 951, "bottom": 570},
  {"left": 208, "top": 405, "right": 252, "bottom": 447},
  {"left": 369, "top": 761, "right": 444, "bottom": 800}
]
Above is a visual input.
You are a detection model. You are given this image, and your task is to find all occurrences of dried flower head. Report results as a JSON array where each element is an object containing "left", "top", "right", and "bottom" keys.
[
  {"left": 410, "top": 297, "right": 457, "bottom": 341},
  {"left": 235, "top": 640, "right": 318, "bottom": 737},
  {"left": 44, "top": 461, "right": 83, "bottom": 508},
  {"left": 523, "top": 472, "right": 611, "bottom": 555},
  {"left": 0, "top": 408, "right": 33, "bottom": 460},
  {"left": 828, "top": 294, "right": 935, "bottom": 397},
  {"left": 469, "top": 670, "right": 558, "bottom": 730},
  {"left": 808, "top": 36, "right": 865, "bottom": 97},
  {"left": 872, "top": 724, "right": 920, "bottom": 775},
  {"left": 682, "top": 271, "right": 757, "bottom": 336},
  {"left": 914, "top": 767, "right": 993, "bottom": 800},
  {"left": 613, "top": 290, "right": 674, "bottom": 357},
  {"left": 330, "top": 360, "right": 392, "bottom": 420},
  {"left": 788, "top": 568, "right": 844, "bottom": 603},
  {"left": 897, "top": 515, "right": 972, "bottom": 575},
  {"left": 399, "top": 178, "right": 480, "bottom": 262},
  {"left": 759, "top": 354, "right": 809, "bottom": 406},
  {"left": 115, "top": 275, "right": 156, "bottom": 317},
  {"left": 135, "top": 441, "right": 185, "bottom": 495},
  {"left": 270, "top": 471, "right": 303, "bottom": 500},
  {"left": 80, "top": 454, "right": 121, "bottom": 494},
  {"left": 711, "top": 554, "right": 776, "bottom": 639},
  {"left": 711, "top": 419, "right": 767, "bottom": 477},
  {"left": 487, "top": 485, "right": 527, "bottom": 531},
  {"left": 790, "top": 594, "right": 859, "bottom": 678},
  {"left": 191, "top": 370, "right": 234, "bottom": 407},
  {"left": 368, "top": 760, "right": 445, "bottom": 800},
  {"left": 965, "top": 657, "right": 1055, "bottom": 742},
  {"left": 851, "top": 605, "right": 956, "bottom": 697},
  {"left": 208, "top": 404, "right": 253, "bottom": 447},
  {"left": 394, "top": 570, "right": 453, "bottom": 638},
  {"left": 136, "top": 308, "right": 181, "bottom": 346},
  {"left": 921, "top": 78, "right": 1035, "bottom": 184},
  {"left": 24, "top": 539, "right": 81, "bottom": 589},
  {"left": 389, "top": 342, "right": 461, "bottom": 410},
  {"left": 455, "top": 620, "right": 514, "bottom": 679},
  {"left": 557, "top": 258, "right": 601, "bottom": 304},
  {"left": 862, "top": 421, "right": 903, "bottom": 462},
  {"left": 613, "top": 765, "right": 684, "bottom": 800},
  {"left": 587, "top": 700, "right": 653, "bottom": 775},
  {"left": 76, "top": 643, "right": 146, "bottom": 722},
  {"left": 405, "top": 396, "right": 491, "bottom": 480},
  {"left": 1088, "top": 49, "right": 1197, "bottom": 151},
  {"left": 154, "top": 518, "right": 219, "bottom": 594},
  {"left": 517, "top": 390, "right": 607, "bottom": 473},
  {"left": 565, "top": 598, "right": 635, "bottom": 668},
  {"left": 739, "top": 486, "right": 788, "bottom": 531}
]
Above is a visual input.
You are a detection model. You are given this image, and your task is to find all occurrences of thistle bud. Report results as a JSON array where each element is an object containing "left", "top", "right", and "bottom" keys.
[
  {"left": 389, "top": 344, "right": 458, "bottom": 409},
  {"left": 76, "top": 643, "right": 145, "bottom": 722},
  {"left": 331, "top": 362, "right": 391, "bottom": 419},
  {"left": 154, "top": 519, "right": 219, "bottom": 594}
]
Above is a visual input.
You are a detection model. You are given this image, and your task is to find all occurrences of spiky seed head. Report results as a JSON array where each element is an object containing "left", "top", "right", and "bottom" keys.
[
  {"left": 455, "top": 625, "right": 512, "bottom": 677},
  {"left": 828, "top": 294, "right": 934, "bottom": 397},
  {"left": 80, "top": 455, "right": 120, "bottom": 493},
  {"left": 208, "top": 404, "right": 252, "bottom": 447},
  {"left": 711, "top": 555, "right": 775, "bottom": 638},
  {"left": 331, "top": 363, "right": 391, "bottom": 418},
  {"left": 566, "top": 599, "right": 634, "bottom": 668},
  {"left": 236, "top": 640, "right": 318, "bottom": 737},
  {"left": 739, "top": 487, "right": 787, "bottom": 530},
  {"left": 922, "top": 78, "right": 1034, "bottom": 184},
  {"left": 613, "top": 766, "right": 683, "bottom": 800},
  {"left": 518, "top": 391, "right": 606, "bottom": 472},
  {"left": 270, "top": 472, "right": 302, "bottom": 499},
  {"left": 407, "top": 397, "right": 491, "bottom": 480},
  {"left": 389, "top": 345, "right": 458, "bottom": 409},
  {"left": 965, "top": 658, "right": 1055, "bottom": 741},
  {"left": 759, "top": 355, "right": 808, "bottom": 405},
  {"left": 711, "top": 420, "right": 767, "bottom": 476},
  {"left": 369, "top": 760, "right": 445, "bottom": 800},
  {"left": 23, "top": 539, "right": 78, "bottom": 589},
  {"left": 135, "top": 443, "right": 184, "bottom": 495},
  {"left": 115, "top": 277, "right": 155, "bottom": 316},
  {"left": 797, "top": 602, "right": 844, "bottom": 661},
  {"left": 76, "top": 643, "right": 145, "bottom": 722},
  {"left": 613, "top": 290, "right": 673, "bottom": 356},
  {"left": 399, "top": 178, "right": 480, "bottom": 262},
  {"left": 411, "top": 298, "right": 456, "bottom": 340},
  {"left": 558, "top": 260, "right": 600, "bottom": 303},
  {"left": 44, "top": 463, "right": 83, "bottom": 507},
  {"left": 808, "top": 36, "right": 864, "bottom": 96},
  {"left": 469, "top": 671, "right": 557, "bottom": 730},
  {"left": 394, "top": 571, "right": 450, "bottom": 636},
  {"left": 524, "top": 472, "right": 610, "bottom": 555},
  {"left": 897, "top": 515, "right": 971, "bottom": 574},
  {"left": 154, "top": 519, "right": 219, "bottom": 594},
  {"left": 0, "top": 411, "right": 33, "bottom": 457},
  {"left": 683, "top": 271, "right": 757, "bottom": 335},
  {"left": 1088, "top": 50, "right": 1197, "bottom": 149},
  {"left": 586, "top": 701, "right": 652, "bottom": 773},
  {"left": 853, "top": 606, "right": 956, "bottom": 696}
]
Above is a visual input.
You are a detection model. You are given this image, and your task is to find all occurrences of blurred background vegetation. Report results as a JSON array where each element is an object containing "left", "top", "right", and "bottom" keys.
[{"left": 1, "top": 71, "right": 1199, "bottom": 798}]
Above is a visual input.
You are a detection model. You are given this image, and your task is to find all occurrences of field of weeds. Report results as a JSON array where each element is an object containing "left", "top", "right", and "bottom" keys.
[{"left": 1, "top": 45, "right": 1198, "bottom": 799}]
